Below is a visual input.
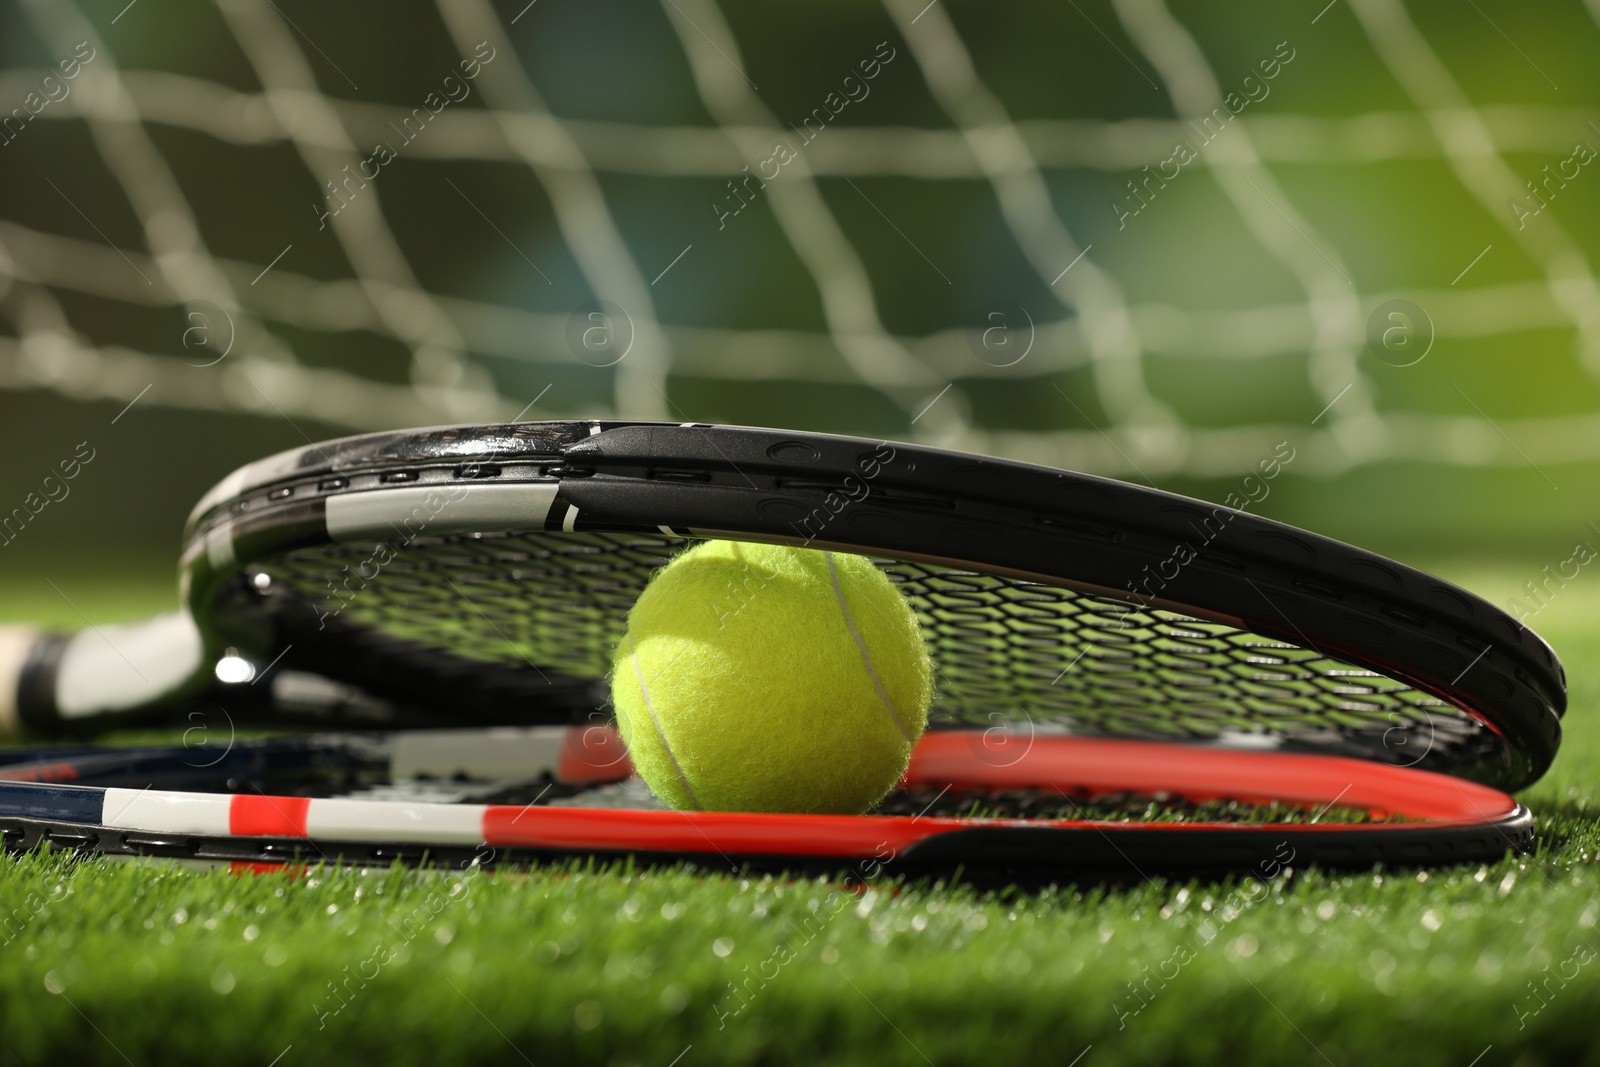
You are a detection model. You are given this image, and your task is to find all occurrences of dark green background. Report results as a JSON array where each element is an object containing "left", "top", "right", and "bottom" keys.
[{"left": 2, "top": 0, "right": 1598, "bottom": 599}]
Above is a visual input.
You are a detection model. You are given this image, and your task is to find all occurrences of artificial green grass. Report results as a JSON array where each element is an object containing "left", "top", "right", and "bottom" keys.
[{"left": 2, "top": 564, "right": 1600, "bottom": 1066}]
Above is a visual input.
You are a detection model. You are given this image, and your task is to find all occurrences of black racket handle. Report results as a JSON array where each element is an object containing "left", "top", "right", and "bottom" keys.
[{"left": 4, "top": 613, "right": 608, "bottom": 737}]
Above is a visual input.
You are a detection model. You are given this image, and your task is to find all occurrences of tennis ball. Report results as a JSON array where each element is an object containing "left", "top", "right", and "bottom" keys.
[{"left": 610, "top": 540, "right": 932, "bottom": 814}]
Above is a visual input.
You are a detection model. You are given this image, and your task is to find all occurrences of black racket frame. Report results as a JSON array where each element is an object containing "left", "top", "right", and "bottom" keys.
[{"left": 17, "top": 420, "right": 1565, "bottom": 792}]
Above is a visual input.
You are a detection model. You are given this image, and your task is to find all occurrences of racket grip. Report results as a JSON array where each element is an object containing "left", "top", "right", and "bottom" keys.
[
  {"left": 11, "top": 612, "right": 208, "bottom": 736},
  {"left": 0, "top": 626, "right": 40, "bottom": 738}
]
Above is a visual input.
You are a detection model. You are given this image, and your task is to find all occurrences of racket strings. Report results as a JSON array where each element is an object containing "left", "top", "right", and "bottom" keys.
[
  {"left": 263, "top": 531, "right": 1480, "bottom": 768},
  {"left": 874, "top": 784, "right": 1392, "bottom": 825},
  {"left": 366, "top": 774, "right": 1392, "bottom": 826}
]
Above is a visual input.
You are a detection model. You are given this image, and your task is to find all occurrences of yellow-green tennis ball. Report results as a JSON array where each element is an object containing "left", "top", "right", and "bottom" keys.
[{"left": 610, "top": 540, "right": 932, "bottom": 814}]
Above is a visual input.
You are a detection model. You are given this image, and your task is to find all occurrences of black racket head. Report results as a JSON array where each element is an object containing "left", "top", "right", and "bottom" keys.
[{"left": 44, "top": 421, "right": 1564, "bottom": 791}]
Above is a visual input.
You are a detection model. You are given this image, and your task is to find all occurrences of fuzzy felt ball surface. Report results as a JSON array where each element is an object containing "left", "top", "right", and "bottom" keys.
[{"left": 609, "top": 540, "right": 933, "bottom": 814}]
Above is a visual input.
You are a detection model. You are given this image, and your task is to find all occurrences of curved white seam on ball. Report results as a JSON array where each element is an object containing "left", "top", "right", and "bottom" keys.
[
  {"left": 825, "top": 552, "right": 912, "bottom": 743},
  {"left": 627, "top": 633, "right": 702, "bottom": 810}
]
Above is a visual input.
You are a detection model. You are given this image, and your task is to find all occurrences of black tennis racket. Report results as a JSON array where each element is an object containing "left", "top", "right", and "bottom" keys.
[{"left": 0, "top": 420, "right": 1561, "bottom": 874}]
